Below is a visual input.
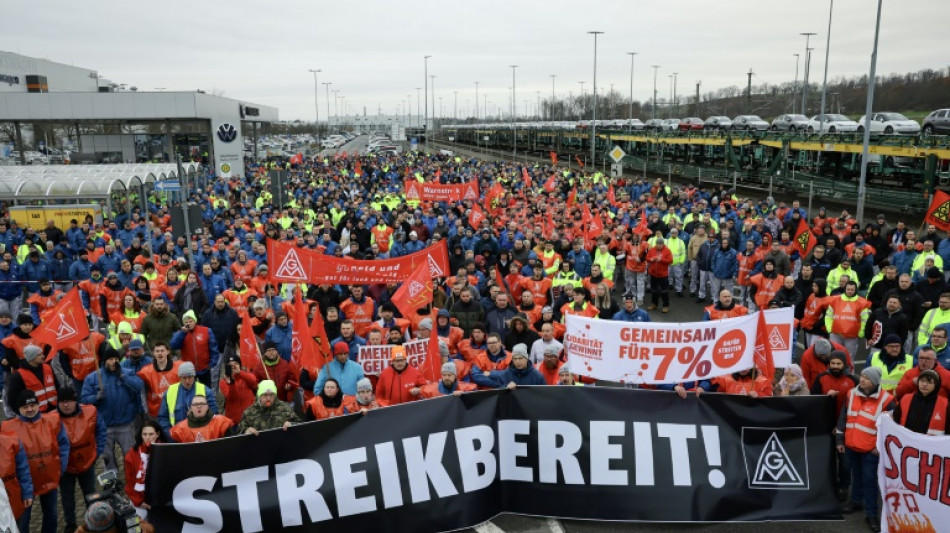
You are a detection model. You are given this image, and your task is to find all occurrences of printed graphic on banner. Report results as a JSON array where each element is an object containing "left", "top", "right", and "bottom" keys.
[
  {"left": 878, "top": 415, "right": 947, "bottom": 533},
  {"left": 358, "top": 339, "right": 427, "bottom": 375},
  {"left": 146, "top": 388, "right": 840, "bottom": 532},
  {"left": 564, "top": 312, "right": 764, "bottom": 383},
  {"left": 268, "top": 240, "right": 449, "bottom": 284},
  {"left": 741, "top": 427, "right": 809, "bottom": 489}
]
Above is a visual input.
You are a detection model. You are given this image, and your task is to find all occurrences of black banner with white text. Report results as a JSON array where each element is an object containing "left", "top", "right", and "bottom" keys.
[{"left": 146, "top": 388, "right": 840, "bottom": 532}]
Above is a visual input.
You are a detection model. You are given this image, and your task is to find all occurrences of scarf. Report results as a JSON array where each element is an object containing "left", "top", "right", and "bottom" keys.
[
  {"left": 186, "top": 410, "right": 214, "bottom": 428},
  {"left": 133, "top": 442, "right": 152, "bottom": 493},
  {"left": 320, "top": 390, "right": 343, "bottom": 408}
]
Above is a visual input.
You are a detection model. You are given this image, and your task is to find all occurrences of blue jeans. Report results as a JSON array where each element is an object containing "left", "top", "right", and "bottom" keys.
[
  {"left": 61, "top": 467, "right": 97, "bottom": 526},
  {"left": 18, "top": 489, "right": 58, "bottom": 533},
  {"left": 846, "top": 448, "right": 879, "bottom": 518}
]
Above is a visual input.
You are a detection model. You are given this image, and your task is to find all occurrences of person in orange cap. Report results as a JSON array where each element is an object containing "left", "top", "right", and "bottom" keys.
[{"left": 375, "top": 345, "right": 426, "bottom": 405}]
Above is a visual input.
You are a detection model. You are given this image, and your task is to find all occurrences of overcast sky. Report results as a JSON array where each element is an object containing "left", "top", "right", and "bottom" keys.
[{"left": 7, "top": 0, "right": 949, "bottom": 121}]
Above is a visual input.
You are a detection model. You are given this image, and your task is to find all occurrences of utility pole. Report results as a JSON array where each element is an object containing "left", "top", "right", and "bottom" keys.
[
  {"left": 322, "top": 82, "right": 331, "bottom": 130},
  {"left": 651, "top": 65, "right": 660, "bottom": 121},
  {"left": 454, "top": 91, "right": 458, "bottom": 121},
  {"left": 694, "top": 81, "right": 701, "bottom": 116},
  {"left": 415, "top": 88, "right": 421, "bottom": 126},
  {"left": 857, "top": 0, "right": 883, "bottom": 222},
  {"left": 800, "top": 33, "right": 816, "bottom": 114},
  {"left": 589, "top": 30, "right": 604, "bottom": 167},
  {"left": 474, "top": 81, "right": 480, "bottom": 121},
  {"left": 628, "top": 52, "right": 637, "bottom": 122},
  {"left": 510, "top": 65, "right": 518, "bottom": 159},
  {"left": 430, "top": 75, "right": 436, "bottom": 127},
  {"left": 536, "top": 91, "right": 541, "bottom": 120},
  {"left": 308, "top": 69, "right": 321, "bottom": 139},
  {"left": 746, "top": 69, "right": 753, "bottom": 114},
  {"left": 673, "top": 72, "right": 678, "bottom": 116},
  {"left": 424, "top": 55, "right": 431, "bottom": 131},
  {"left": 550, "top": 75, "right": 557, "bottom": 120},
  {"left": 818, "top": 0, "right": 835, "bottom": 135},
  {"left": 793, "top": 53, "right": 800, "bottom": 112}
]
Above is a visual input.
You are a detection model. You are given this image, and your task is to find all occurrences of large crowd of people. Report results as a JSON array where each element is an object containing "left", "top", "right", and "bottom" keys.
[{"left": 0, "top": 148, "right": 948, "bottom": 533}]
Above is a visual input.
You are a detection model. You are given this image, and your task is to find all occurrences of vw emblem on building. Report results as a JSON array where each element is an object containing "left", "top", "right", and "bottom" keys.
[{"left": 216, "top": 123, "right": 237, "bottom": 143}]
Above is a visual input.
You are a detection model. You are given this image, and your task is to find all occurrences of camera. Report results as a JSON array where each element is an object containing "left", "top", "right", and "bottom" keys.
[{"left": 85, "top": 470, "right": 143, "bottom": 533}]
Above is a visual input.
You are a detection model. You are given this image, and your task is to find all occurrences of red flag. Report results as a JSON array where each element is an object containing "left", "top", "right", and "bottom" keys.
[
  {"left": 423, "top": 330, "right": 442, "bottom": 383},
  {"left": 238, "top": 308, "right": 264, "bottom": 372},
  {"left": 543, "top": 174, "right": 557, "bottom": 193},
  {"left": 308, "top": 302, "right": 331, "bottom": 363},
  {"left": 391, "top": 262, "right": 434, "bottom": 318},
  {"left": 924, "top": 189, "right": 950, "bottom": 231},
  {"left": 435, "top": 168, "right": 441, "bottom": 181},
  {"left": 793, "top": 218, "right": 817, "bottom": 257},
  {"left": 468, "top": 203, "right": 486, "bottom": 230},
  {"left": 486, "top": 182, "right": 505, "bottom": 210},
  {"left": 34, "top": 288, "right": 89, "bottom": 357},
  {"left": 607, "top": 185, "right": 617, "bottom": 207},
  {"left": 291, "top": 288, "right": 321, "bottom": 378},
  {"left": 544, "top": 215, "right": 555, "bottom": 238},
  {"left": 575, "top": 155, "right": 584, "bottom": 168},
  {"left": 754, "top": 311, "right": 776, "bottom": 380},
  {"left": 494, "top": 265, "right": 510, "bottom": 297},
  {"left": 341, "top": 151, "right": 348, "bottom": 159},
  {"left": 521, "top": 167, "right": 532, "bottom": 188},
  {"left": 567, "top": 186, "right": 577, "bottom": 208},
  {"left": 585, "top": 205, "right": 603, "bottom": 241},
  {"left": 632, "top": 208, "right": 652, "bottom": 238},
  {"left": 549, "top": 151, "right": 558, "bottom": 165},
  {"left": 354, "top": 159, "right": 362, "bottom": 176}
]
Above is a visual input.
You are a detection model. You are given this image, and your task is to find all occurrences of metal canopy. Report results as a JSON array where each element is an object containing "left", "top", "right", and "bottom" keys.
[{"left": 0, "top": 163, "right": 199, "bottom": 201}]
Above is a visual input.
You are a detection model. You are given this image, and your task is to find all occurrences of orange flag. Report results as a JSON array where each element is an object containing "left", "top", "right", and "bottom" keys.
[
  {"left": 607, "top": 185, "right": 617, "bottom": 207},
  {"left": 793, "top": 218, "right": 817, "bottom": 257},
  {"left": 423, "top": 330, "right": 442, "bottom": 383},
  {"left": 238, "top": 308, "right": 264, "bottom": 372},
  {"left": 391, "top": 262, "right": 434, "bottom": 319},
  {"left": 468, "top": 203, "right": 486, "bottom": 230},
  {"left": 924, "top": 189, "right": 950, "bottom": 231},
  {"left": 632, "top": 208, "right": 652, "bottom": 238},
  {"left": 584, "top": 205, "right": 603, "bottom": 241},
  {"left": 754, "top": 311, "right": 776, "bottom": 380},
  {"left": 575, "top": 155, "right": 584, "bottom": 168},
  {"left": 308, "top": 302, "right": 331, "bottom": 364},
  {"left": 549, "top": 151, "right": 558, "bottom": 165},
  {"left": 543, "top": 174, "right": 557, "bottom": 193},
  {"left": 291, "top": 288, "right": 321, "bottom": 378},
  {"left": 567, "top": 186, "right": 577, "bottom": 207},
  {"left": 34, "top": 288, "right": 89, "bottom": 358},
  {"left": 521, "top": 167, "right": 532, "bottom": 188}
]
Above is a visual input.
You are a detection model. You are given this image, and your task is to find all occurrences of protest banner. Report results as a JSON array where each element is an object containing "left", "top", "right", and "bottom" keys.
[
  {"left": 358, "top": 339, "right": 428, "bottom": 376},
  {"left": 268, "top": 239, "right": 449, "bottom": 285},
  {"left": 878, "top": 415, "right": 949, "bottom": 533},
  {"left": 564, "top": 310, "right": 792, "bottom": 384},
  {"left": 146, "top": 388, "right": 839, "bottom": 532},
  {"left": 404, "top": 180, "right": 479, "bottom": 203}
]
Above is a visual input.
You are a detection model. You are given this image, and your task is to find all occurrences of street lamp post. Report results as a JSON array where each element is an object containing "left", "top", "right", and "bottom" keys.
[
  {"left": 627, "top": 52, "right": 637, "bottom": 122},
  {"left": 818, "top": 0, "right": 835, "bottom": 135},
  {"left": 430, "top": 75, "right": 436, "bottom": 127},
  {"left": 673, "top": 72, "right": 678, "bottom": 116},
  {"left": 424, "top": 55, "right": 431, "bottom": 131},
  {"left": 510, "top": 65, "right": 518, "bottom": 159},
  {"left": 589, "top": 31, "right": 604, "bottom": 167},
  {"left": 322, "top": 82, "right": 332, "bottom": 130},
  {"left": 651, "top": 65, "right": 660, "bottom": 121},
  {"left": 308, "top": 69, "right": 321, "bottom": 139},
  {"left": 454, "top": 91, "right": 458, "bottom": 121},
  {"left": 793, "top": 53, "right": 800, "bottom": 111},
  {"left": 800, "top": 32, "right": 816, "bottom": 114},
  {"left": 550, "top": 75, "right": 556, "bottom": 120},
  {"left": 857, "top": 0, "right": 884, "bottom": 223},
  {"left": 668, "top": 75, "right": 673, "bottom": 118},
  {"left": 415, "top": 88, "right": 421, "bottom": 127},
  {"left": 474, "top": 81, "right": 480, "bottom": 121}
]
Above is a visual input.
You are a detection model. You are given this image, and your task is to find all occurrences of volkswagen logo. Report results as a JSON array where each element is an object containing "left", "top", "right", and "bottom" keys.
[{"left": 217, "top": 123, "right": 237, "bottom": 143}]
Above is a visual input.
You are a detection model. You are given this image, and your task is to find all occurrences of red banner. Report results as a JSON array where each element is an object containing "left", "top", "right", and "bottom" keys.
[
  {"left": 404, "top": 180, "right": 479, "bottom": 203},
  {"left": 268, "top": 239, "right": 450, "bottom": 285}
]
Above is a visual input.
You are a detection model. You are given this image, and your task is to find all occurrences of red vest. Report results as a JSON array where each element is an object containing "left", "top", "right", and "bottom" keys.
[
  {"left": 61, "top": 405, "right": 99, "bottom": 474},
  {"left": 340, "top": 298, "right": 376, "bottom": 337},
  {"left": 1, "top": 412, "right": 62, "bottom": 496},
  {"left": 0, "top": 431, "right": 25, "bottom": 519},
  {"left": 18, "top": 365, "right": 58, "bottom": 412},
  {"left": 180, "top": 326, "right": 213, "bottom": 371},
  {"left": 170, "top": 415, "right": 233, "bottom": 443},
  {"left": 704, "top": 304, "right": 749, "bottom": 320},
  {"left": 62, "top": 332, "right": 105, "bottom": 382},
  {"left": 898, "top": 394, "right": 948, "bottom": 436}
]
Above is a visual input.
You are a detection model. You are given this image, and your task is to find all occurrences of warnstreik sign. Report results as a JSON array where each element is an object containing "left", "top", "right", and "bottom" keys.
[
  {"left": 404, "top": 180, "right": 478, "bottom": 203},
  {"left": 146, "top": 388, "right": 839, "bottom": 533},
  {"left": 267, "top": 239, "right": 449, "bottom": 285},
  {"left": 877, "top": 415, "right": 950, "bottom": 533}
]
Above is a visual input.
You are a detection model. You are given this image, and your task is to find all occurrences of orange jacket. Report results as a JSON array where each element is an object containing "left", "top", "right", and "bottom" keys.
[
  {"left": 62, "top": 333, "right": 105, "bottom": 383},
  {"left": 844, "top": 388, "right": 892, "bottom": 452},
  {"left": 419, "top": 380, "right": 477, "bottom": 398},
  {"left": 536, "top": 361, "right": 563, "bottom": 385},
  {"left": 170, "top": 415, "right": 233, "bottom": 443},
  {"left": 306, "top": 395, "right": 355, "bottom": 420},
  {"left": 375, "top": 365, "right": 427, "bottom": 405},
  {"left": 219, "top": 371, "right": 259, "bottom": 424},
  {"left": 714, "top": 374, "right": 773, "bottom": 397}
]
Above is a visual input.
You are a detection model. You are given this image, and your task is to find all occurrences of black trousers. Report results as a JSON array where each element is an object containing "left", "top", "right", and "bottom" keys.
[{"left": 650, "top": 276, "right": 670, "bottom": 307}]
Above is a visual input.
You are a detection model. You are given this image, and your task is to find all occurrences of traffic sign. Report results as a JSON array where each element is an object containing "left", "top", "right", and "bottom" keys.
[
  {"left": 608, "top": 145, "right": 626, "bottom": 163},
  {"left": 155, "top": 181, "right": 182, "bottom": 192}
]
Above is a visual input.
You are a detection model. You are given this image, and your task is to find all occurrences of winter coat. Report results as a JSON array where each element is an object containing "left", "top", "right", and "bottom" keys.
[
  {"left": 202, "top": 305, "right": 240, "bottom": 351},
  {"left": 80, "top": 366, "right": 144, "bottom": 427},
  {"left": 487, "top": 364, "right": 546, "bottom": 387},
  {"left": 139, "top": 309, "right": 182, "bottom": 350}
]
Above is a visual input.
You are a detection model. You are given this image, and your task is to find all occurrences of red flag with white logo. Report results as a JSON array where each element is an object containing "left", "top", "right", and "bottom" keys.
[
  {"left": 291, "top": 288, "right": 321, "bottom": 378},
  {"left": 754, "top": 311, "right": 776, "bottom": 380},
  {"left": 238, "top": 308, "right": 264, "bottom": 372},
  {"left": 34, "top": 288, "right": 89, "bottom": 357},
  {"left": 391, "top": 262, "right": 434, "bottom": 318},
  {"left": 468, "top": 203, "right": 486, "bottom": 230},
  {"left": 544, "top": 174, "right": 557, "bottom": 193}
]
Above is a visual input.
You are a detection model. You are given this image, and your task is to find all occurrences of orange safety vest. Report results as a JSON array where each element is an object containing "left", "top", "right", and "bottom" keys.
[
  {"left": 18, "top": 365, "right": 58, "bottom": 411},
  {"left": 371, "top": 225, "right": 393, "bottom": 253},
  {"left": 230, "top": 261, "right": 258, "bottom": 285},
  {"left": 100, "top": 285, "right": 129, "bottom": 317},
  {"left": 61, "top": 405, "right": 99, "bottom": 474},
  {"left": 750, "top": 273, "right": 784, "bottom": 310},
  {"left": 61, "top": 333, "right": 105, "bottom": 383},
  {"left": 560, "top": 301, "right": 599, "bottom": 321},
  {"left": 1, "top": 412, "right": 62, "bottom": 496},
  {"left": 0, "top": 431, "right": 25, "bottom": 519},
  {"left": 1, "top": 335, "right": 36, "bottom": 361},
  {"left": 339, "top": 297, "right": 376, "bottom": 337},
  {"left": 77, "top": 279, "right": 103, "bottom": 316},
  {"left": 827, "top": 296, "right": 871, "bottom": 338},
  {"left": 224, "top": 287, "right": 257, "bottom": 317},
  {"left": 26, "top": 291, "right": 61, "bottom": 319},
  {"left": 898, "top": 394, "right": 948, "bottom": 436},
  {"left": 737, "top": 252, "right": 762, "bottom": 286},
  {"left": 305, "top": 395, "right": 354, "bottom": 420},
  {"left": 137, "top": 361, "right": 182, "bottom": 417},
  {"left": 704, "top": 304, "right": 749, "bottom": 320},
  {"left": 169, "top": 415, "right": 233, "bottom": 443},
  {"left": 844, "top": 388, "right": 893, "bottom": 453}
]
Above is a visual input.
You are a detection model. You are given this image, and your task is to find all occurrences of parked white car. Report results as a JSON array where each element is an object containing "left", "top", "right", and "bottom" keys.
[
  {"left": 731, "top": 115, "right": 770, "bottom": 131},
  {"left": 805, "top": 114, "right": 859, "bottom": 133},
  {"left": 856, "top": 112, "right": 921, "bottom": 135}
]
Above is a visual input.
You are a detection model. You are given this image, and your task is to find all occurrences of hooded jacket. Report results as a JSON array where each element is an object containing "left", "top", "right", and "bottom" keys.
[{"left": 80, "top": 364, "right": 144, "bottom": 427}]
